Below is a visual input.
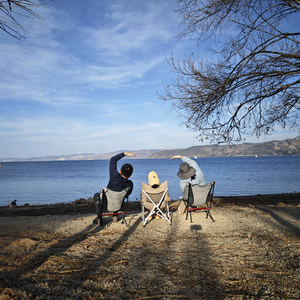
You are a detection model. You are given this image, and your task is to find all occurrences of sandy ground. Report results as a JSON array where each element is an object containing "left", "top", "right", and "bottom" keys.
[{"left": 0, "top": 199, "right": 300, "bottom": 299}]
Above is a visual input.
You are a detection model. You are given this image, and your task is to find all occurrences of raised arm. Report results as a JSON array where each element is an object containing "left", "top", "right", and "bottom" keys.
[
  {"left": 170, "top": 155, "right": 182, "bottom": 160},
  {"left": 124, "top": 152, "right": 136, "bottom": 157}
]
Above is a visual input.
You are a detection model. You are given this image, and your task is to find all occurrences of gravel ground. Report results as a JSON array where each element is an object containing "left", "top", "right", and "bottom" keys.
[{"left": 0, "top": 202, "right": 300, "bottom": 299}]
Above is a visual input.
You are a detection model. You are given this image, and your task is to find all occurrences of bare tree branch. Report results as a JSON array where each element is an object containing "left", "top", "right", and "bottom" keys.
[
  {"left": 158, "top": 0, "right": 300, "bottom": 143},
  {"left": 0, "top": 0, "right": 54, "bottom": 40}
]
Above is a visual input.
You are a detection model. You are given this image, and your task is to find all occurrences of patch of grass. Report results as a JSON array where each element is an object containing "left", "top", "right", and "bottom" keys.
[{"left": 234, "top": 208, "right": 244, "bottom": 212}]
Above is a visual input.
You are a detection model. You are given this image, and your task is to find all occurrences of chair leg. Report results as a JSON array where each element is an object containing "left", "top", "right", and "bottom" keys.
[
  {"left": 186, "top": 211, "right": 193, "bottom": 223},
  {"left": 120, "top": 214, "right": 128, "bottom": 226},
  {"left": 141, "top": 203, "right": 145, "bottom": 221},
  {"left": 207, "top": 210, "right": 215, "bottom": 222},
  {"left": 142, "top": 209, "right": 155, "bottom": 227},
  {"left": 189, "top": 211, "right": 193, "bottom": 223},
  {"left": 166, "top": 204, "right": 170, "bottom": 219},
  {"left": 167, "top": 205, "right": 171, "bottom": 225}
]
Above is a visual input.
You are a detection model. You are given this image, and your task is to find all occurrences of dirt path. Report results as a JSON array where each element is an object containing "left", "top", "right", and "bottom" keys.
[{"left": 1, "top": 201, "right": 300, "bottom": 300}]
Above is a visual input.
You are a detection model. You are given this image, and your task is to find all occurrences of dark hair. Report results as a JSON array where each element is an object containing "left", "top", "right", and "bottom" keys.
[{"left": 121, "top": 163, "right": 133, "bottom": 178}]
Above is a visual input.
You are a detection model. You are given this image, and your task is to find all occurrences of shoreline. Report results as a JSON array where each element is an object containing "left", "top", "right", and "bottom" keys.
[{"left": 1, "top": 192, "right": 299, "bottom": 217}]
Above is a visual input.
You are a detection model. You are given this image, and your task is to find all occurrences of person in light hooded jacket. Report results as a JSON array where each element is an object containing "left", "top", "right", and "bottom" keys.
[{"left": 170, "top": 155, "right": 206, "bottom": 214}]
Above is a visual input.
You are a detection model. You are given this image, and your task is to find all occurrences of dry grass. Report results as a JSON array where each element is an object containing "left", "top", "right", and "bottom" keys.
[{"left": 0, "top": 202, "right": 300, "bottom": 299}]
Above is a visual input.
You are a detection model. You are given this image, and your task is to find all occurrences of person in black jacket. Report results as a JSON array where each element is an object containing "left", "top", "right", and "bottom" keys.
[
  {"left": 93, "top": 152, "right": 136, "bottom": 223},
  {"left": 107, "top": 152, "right": 136, "bottom": 194}
]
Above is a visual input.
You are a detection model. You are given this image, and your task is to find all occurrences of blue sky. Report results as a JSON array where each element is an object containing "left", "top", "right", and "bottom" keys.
[{"left": 0, "top": 0, "right": 298, "bottom": 158}]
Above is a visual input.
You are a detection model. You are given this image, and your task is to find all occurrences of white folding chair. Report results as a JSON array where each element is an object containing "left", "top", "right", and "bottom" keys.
[{"left": 141, "top": 181, "right": 171, "bottom": 227}]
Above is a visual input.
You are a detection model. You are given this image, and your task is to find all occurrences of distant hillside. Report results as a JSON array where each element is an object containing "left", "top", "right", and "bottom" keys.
[
  {"left": 148, "top": 136, "right": 300, "bottom": 158},
  {"left": 0, "top": 149, "right": 161, "bottom": 162},
  {"left": 1, "top": 136, "right": 299, "bottom": 162}
]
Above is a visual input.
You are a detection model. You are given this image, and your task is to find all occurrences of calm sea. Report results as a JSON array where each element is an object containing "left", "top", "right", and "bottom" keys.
[{"left": 0, "top": 156, "right": 299, "bottom": 206}]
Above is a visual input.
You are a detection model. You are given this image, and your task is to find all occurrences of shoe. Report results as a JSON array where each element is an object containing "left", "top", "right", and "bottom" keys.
[
  {"left": 148, "top": 215, "right": 153, "bottom": 220},
  {"left": 178, "top": 200, "right": 186, "bottom": 215},
  {"left": 113, "top": 216, "right": 118, "bottom": 223},
  {"left": 155, "top": 215, "right": 160, "bottom": 219}
]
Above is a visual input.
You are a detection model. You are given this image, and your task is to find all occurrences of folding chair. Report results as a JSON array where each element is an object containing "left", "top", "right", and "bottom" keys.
[
  {"left": 141, "top": 181, "right": 171, "bottom": 227},
  {"left": 93, "top": 187, "right": 131, "bottom": 226},
  {"left": 182, "top": 181, "right": 215, "bottom": 223}
]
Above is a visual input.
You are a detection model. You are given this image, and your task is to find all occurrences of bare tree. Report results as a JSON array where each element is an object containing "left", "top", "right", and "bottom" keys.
[
  {"left": 0, "top": 0, "right": 53, "bottom": 41},
  {"left": 158, "top": 0, "right": 300, "bottom": 143}
]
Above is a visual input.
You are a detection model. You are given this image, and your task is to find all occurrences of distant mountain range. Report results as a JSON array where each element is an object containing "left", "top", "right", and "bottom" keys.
[
  {"left": 149, "top": 135, "right": 300, "bottom": 158},
  {"left": 1, "top": 136, "right": 300, "bottom": 162},
  {"left": 0, "top": 149, "right": 160, "bottom": 162}
]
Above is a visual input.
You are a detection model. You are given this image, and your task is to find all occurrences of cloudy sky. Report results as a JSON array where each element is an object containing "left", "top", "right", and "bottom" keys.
[{"left": 0, "top": 0, "right": 298, "bottom": 159}]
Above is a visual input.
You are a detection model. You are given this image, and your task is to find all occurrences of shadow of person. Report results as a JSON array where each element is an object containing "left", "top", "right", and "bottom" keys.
[
  {"left": 2, "top": 213, "right": 143, "bottom": 299},
  {"left": 3, "top": 221, "right": 104, "bottom": 283},
  {"left": 190, "top": 224, "right": 202, "bottom": 231}
]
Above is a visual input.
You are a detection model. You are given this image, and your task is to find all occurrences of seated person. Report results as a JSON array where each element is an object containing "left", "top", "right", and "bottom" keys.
[
  {"left": 9, "top": 199, "right": 17, "bottom": 208},
  {"left": 170, "top": 155, "right": 206, "bottom": 214},
  {"left": 149, "top": 171, "right": 160, "bottom": 188},
  {"left": 107, "top": 152, "right": 135, "bottom": 194},
  {"left": 141, "top": 171, "right": 169, "bottom": 220},
  {"left": 94, "top": 152, "right": 136, "bottom": 223}
]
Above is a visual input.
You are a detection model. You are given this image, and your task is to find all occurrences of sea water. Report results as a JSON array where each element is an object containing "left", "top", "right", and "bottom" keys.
[{"left": 0, "top": 156, "right": 299, "bottom": 206}]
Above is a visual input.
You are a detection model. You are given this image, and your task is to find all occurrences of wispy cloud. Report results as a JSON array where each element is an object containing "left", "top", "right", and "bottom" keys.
[
  {"left": 0, "top": 1, "right": 172, "bottom": 106},
  {"left": 85, "top": 3, "right": 174, "bottom": 56},
  {"left": 0, "top": 114, "right": 199, "bottom": 152},
  {"left": 0, "top": 0, "right": 297, "bottom": 158}
]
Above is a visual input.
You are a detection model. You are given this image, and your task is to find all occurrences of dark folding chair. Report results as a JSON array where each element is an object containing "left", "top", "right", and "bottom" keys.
[
  {"left": 182, "top": 181, "right": 215, "bottom": 223},
  {"left": 93, "top": 187, "right": 131, "bottom": 226}
]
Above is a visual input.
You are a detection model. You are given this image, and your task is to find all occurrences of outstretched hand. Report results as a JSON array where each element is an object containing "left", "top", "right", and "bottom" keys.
[
  {"left": 170, "top": 155, "right": 182, "bottom": 160},
  {"left": 124, "top": 152, "right": 136, "bottom": 157}
]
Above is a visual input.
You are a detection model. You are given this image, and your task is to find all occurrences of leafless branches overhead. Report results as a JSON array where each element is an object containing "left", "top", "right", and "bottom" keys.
[
  {"left": 0, "top": 0, "right": 52, "bottom": 40},
  {"left": 158, "top": 0, "right": 300, "bottom": 143}
]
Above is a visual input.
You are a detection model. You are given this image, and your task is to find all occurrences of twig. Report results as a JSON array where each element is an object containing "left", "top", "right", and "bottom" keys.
[{"left": 245, "top": 268, "right": 286, "bottom": 274}]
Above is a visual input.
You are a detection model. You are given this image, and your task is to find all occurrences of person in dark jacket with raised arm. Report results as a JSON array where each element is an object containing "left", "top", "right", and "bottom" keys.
[
  {"left": 107, "top": 152, "right": 136, "bottom": 194},
  {"left": 93, "top": 152, "right": 136, "bottom": 223}
]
